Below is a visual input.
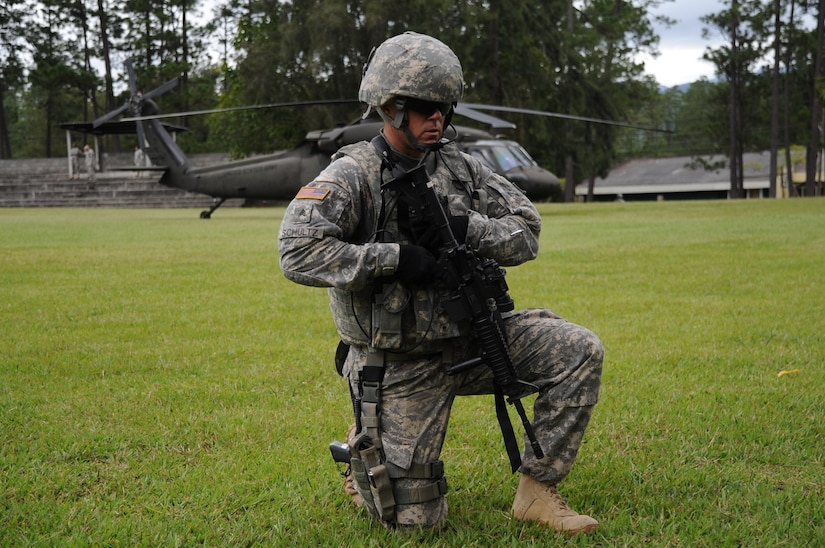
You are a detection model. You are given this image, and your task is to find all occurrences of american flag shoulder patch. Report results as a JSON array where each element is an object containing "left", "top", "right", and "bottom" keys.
[{"left": 295, "top": 186, "right": 330, "bottom": 200}]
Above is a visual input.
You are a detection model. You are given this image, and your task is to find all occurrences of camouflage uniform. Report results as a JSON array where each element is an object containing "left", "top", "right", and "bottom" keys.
[{"left": 278, "top": 135, "right": 603, "bottom": 528}]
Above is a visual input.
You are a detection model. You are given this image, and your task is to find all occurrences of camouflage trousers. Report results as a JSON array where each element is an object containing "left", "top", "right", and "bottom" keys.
[{"left": 343, "top": 308, "right": 603, "bottom": 528}]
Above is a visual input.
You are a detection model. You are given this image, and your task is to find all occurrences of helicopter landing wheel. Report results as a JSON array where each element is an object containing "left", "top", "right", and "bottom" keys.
[{"left": 200, "top": 197, "right": 226, "bottom": 219}]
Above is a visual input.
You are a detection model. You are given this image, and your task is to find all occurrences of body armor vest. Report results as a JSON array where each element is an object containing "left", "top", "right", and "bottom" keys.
[{"left": 327, "top": 140, "right": 484, "bottom": 353}]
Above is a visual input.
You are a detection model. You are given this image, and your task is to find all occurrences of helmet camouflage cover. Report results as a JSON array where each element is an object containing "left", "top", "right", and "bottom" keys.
[{"left": 359, "top": 32, "right": 465, "bottom": 107}]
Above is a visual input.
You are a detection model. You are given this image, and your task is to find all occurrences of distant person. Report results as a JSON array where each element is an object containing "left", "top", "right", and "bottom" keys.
[
  {"left": 134, "top": 146, "right": 145, "bottom": 178},
  {"left": 84, "top": 144, "right": 97, "bottom": 186},
  {"left": 69, "top": 142, "right": 81, "bottom": 179}
]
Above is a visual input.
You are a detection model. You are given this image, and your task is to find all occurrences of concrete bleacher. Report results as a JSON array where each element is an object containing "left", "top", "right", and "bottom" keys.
[{"left": 0, "top": 153, "right": 234, "bottom": 209}]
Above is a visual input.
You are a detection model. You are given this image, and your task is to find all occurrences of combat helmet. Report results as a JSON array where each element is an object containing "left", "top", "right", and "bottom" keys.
[{"left": 359, "top": 32, "right": 464, "bottom": 129}]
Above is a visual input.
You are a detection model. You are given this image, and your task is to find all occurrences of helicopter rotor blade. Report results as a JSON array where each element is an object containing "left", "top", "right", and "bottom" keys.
[
  {"left": 92, "top": 59, "right": 144, "bottom": 129},
  {"left": 126, "top": 58, "right": 137, "bottom": 95},
  {"left": 136, "top": 120, "right": 147, "bottom": 149},
  {"left": 125, "top": 58, "right": 143, "bottom": 147},
  {"left": 143, "top": 77, "right": 180, "bottom": 101},
  {"left": 454, "top": 105, "right": 516, "bottom": 129},
  {"left": 92, "top": 104, "right": 130, "bottom": 128},
  {"left": 117, "top": 94, "right": 669, "bottom": 134},
  {"left": 121, "top": 99, "right": 363, "bottom": 122},
  {"left": 459, "top": 103, "right": 673, "bottom": 133},
  {"left": 124, "top": 59, "right": 176, "bottom": 147}
]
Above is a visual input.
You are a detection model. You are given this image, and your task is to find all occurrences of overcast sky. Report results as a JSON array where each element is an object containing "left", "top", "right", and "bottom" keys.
[{"left": 638, "top": 0, "right": 726, "bottom": 87}]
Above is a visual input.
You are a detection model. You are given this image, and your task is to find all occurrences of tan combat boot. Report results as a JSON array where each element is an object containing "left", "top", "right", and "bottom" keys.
[
  {"left": 512, "top": 474, "right": 599, "bottom": 534},
  {"left": 343, "top": 424, "right": 364, "bottom": 508}
]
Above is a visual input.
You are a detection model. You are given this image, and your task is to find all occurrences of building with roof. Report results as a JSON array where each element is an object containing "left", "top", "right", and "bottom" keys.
[{"left": 575, "top": 152, "right": 781, "bottom": 201}]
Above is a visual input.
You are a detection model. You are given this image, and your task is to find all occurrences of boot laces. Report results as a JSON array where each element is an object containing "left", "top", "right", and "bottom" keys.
[{"left": 542, "top": 485, "right": 576, "bottom": 515}]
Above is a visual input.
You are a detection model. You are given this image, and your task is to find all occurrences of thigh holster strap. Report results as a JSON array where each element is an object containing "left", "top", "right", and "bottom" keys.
[
  {"left": 386, "top": 459, "right": 448, "bottom": 505},
  {"left": 393, "top": 477, "right": 449, "bottom": 505},
  {"left": 385, "top": 460, "right": 445, "bottom": 480}
]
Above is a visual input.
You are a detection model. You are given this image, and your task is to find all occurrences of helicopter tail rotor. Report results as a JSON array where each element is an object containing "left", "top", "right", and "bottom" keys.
[{"left": 91, "top": 59, "right": 180, "bottom": 150}]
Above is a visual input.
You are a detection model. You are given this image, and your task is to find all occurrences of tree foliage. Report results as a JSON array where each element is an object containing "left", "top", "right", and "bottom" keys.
[
  {"left": 0, "top": 0, "right": 30, "bottom": 158},
  {"left": 212, "top": 0, "right": 664, "bottom": 195},
  {"left": 1, "top": 0, "right": 822, "bottom": 199},
  {"left": 698, "top": 0, "right": 823, "bottom": 196}
]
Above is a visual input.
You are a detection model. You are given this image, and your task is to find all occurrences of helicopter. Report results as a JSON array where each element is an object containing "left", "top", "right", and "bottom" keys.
[{"left": 91, "top": 60, "right": 653, "bottom": 218}]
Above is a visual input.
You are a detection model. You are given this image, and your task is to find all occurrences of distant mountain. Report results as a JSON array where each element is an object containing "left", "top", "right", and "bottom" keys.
[{"left": 658, "top": 83, "right": 692, "bottom": 93}]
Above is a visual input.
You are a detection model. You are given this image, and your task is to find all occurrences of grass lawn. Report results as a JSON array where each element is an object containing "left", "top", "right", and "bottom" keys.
[{"left": 1, "top": 200, "right": 823, "bottom": 546}]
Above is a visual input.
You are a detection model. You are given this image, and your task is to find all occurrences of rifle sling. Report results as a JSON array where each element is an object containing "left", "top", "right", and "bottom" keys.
[
  {"left": 369, "top": 134, "right": 524, "bottom": 473},
  {"left": 495, "top": 385, "right": 523, "bottom": 473}
]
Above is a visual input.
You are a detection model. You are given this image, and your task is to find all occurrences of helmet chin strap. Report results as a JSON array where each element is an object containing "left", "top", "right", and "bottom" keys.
[
  {"left": 376, "top": 97, "right": 408, "bottom": 129},
  {"left": 413, "top": 123, "right": 458, "bottom": 153},
  {"left": 408, "top": 120, "right": 458, "bottom": 153},
  {"left": 377, "top": 98, "right": 457, "bottom": 153}
]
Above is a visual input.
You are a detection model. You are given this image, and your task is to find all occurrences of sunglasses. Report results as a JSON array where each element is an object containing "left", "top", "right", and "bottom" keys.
[{"left": 403, "top": 98, "right": 453, "bottom": 117}]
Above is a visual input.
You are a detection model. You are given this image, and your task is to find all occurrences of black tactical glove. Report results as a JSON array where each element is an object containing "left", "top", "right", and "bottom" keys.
[
  {"left": 396, "top": 244, "right": 438, "bottom": 285},
  {"left": 400, "top": 208, "right": 469, "bottom": 254}
]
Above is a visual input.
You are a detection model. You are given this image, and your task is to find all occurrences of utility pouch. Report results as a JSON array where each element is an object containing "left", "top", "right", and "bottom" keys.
[
  {"left": 371, "top": 282, "right": 407, "bottom": 349},
  {"left": 349, "top": 457, "right": 377, "bottom": 516},
  {"left": 362, "top": 448, "right": 395, "bottom": 522},
  {"left": 350, "top": 431, "right": 396, "bottom": 523}
]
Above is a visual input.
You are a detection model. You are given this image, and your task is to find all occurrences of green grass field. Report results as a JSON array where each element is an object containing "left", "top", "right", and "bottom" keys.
[{"left": 1, "top": 200, "right": 823, "bottom": 546}]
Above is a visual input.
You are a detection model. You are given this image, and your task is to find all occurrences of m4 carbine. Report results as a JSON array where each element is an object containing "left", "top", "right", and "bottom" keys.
[{"left": 384, "top": 159, "right": 544, "bottom": 472}]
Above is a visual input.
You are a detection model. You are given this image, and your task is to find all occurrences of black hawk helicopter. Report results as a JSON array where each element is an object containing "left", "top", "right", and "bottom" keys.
[{"left": 92, "top": 61, "right": 651, "bottom": 218}]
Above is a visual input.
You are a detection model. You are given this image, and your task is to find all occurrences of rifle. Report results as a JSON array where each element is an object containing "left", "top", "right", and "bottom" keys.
[{"left": 382, "top": 151, "right": 544, "bottom": 472}]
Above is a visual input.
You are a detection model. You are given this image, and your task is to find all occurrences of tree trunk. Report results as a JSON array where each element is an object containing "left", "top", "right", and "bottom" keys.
[
  {"left": 563, "top": 0, "right": 576, "bottom": 203},
  {"left": 729, "top": 0, "right": 743, "bottom": 199},
  {"left": 769, "top": 0, "right": 781, "bottom": 198},
  {"left": 97, "top": 0, "right": 119, "bottom": 152},
  {"left": 489, "top": 9, "right": 503, "bottom": 104},
  {"left": 181, "top": 0, "right": 190, "bottom": 113},
  {"left": 785, "top": 0, "right": 797, "bottom": 197},
  {"left": 587, "top": 172, "right": 596, "bottom": 202},
  {"left": 805, "top": 0, "right": 824, "bottom": 196},
  {"left": 0, "top": 85, "right": 11, "bottom": 159},
  {"left": 565, "top": 154, "right": 576, "bottom": 202}
]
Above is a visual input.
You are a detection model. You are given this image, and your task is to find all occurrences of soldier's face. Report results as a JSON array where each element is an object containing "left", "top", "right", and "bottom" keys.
[{"left": 381, "top": 100, "right": 446, "bottom": 157}]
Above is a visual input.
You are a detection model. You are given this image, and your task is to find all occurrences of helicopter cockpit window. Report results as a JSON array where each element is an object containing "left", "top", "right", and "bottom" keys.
[
  {"left": 466, "top": 142, "right": 539, "bottom": 173},
  {"left": 510, "top": 144, "right": 539, "bottom": 167},
  {"left": 470, "top": 149, "right": 498, "bottom": 171},
  {"left": 491, "top": 147, "right": 521, "bottom": 171}
]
